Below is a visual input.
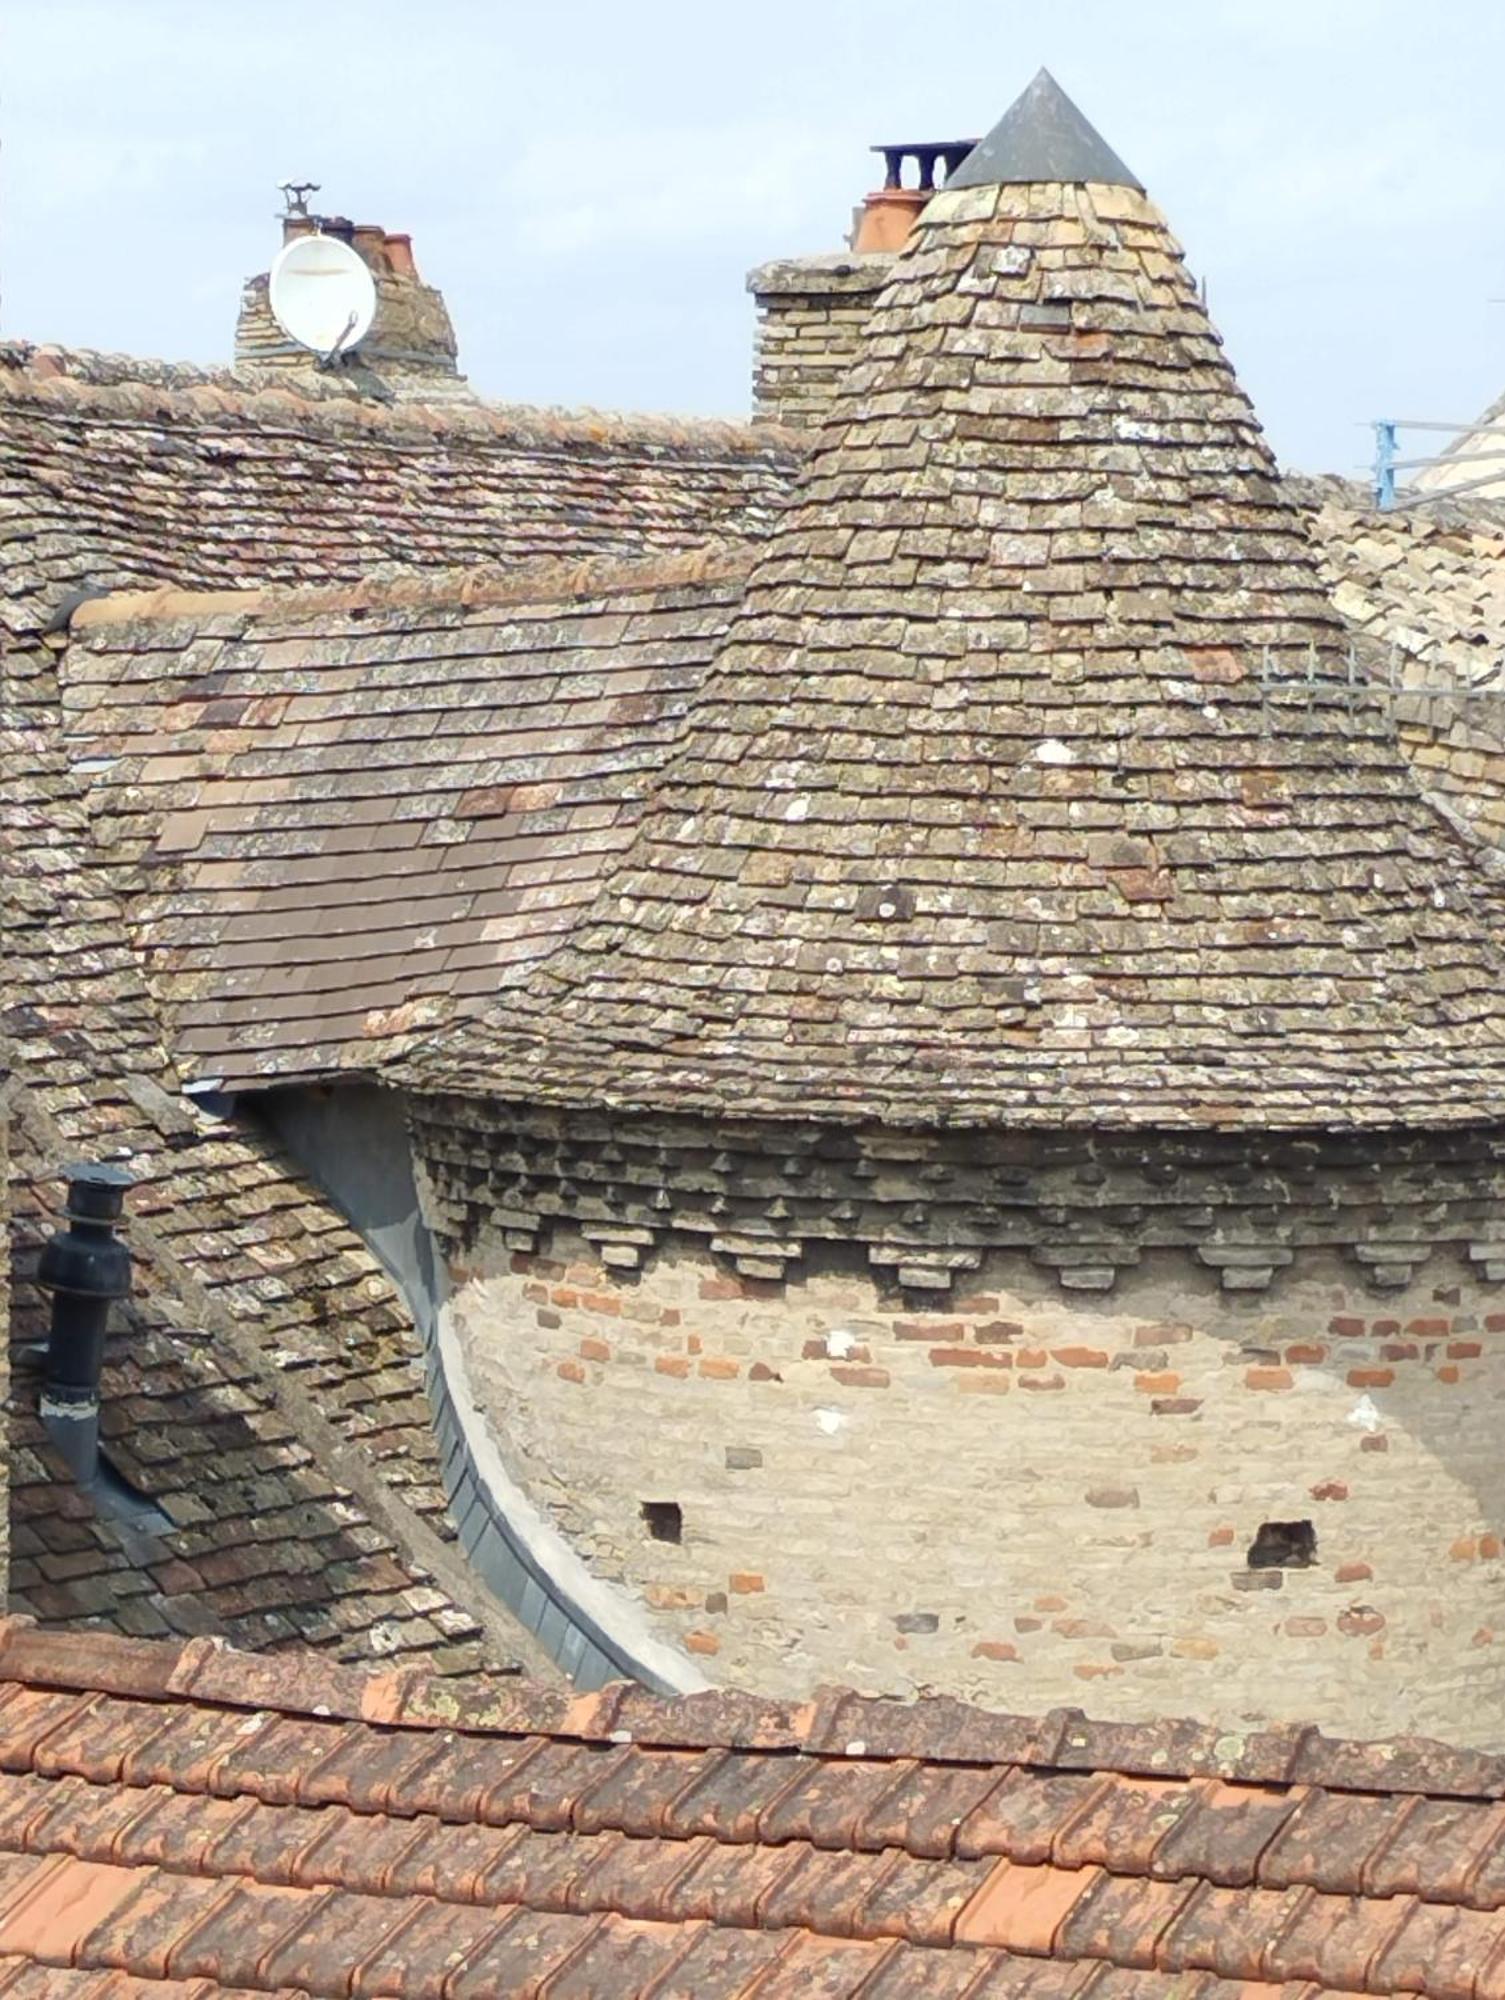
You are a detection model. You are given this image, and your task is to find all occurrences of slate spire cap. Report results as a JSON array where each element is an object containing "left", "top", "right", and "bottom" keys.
[{"left": 947, "top": 68, "right": 1143, "bottom": 190}]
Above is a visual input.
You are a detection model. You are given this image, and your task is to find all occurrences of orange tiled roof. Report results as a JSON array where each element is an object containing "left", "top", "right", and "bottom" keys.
[{"left": 0, "top": 1620, "right": 1503, "bottom": 1995}]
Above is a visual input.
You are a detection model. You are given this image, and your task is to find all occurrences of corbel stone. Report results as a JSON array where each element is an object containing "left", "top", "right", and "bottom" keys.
[
  {"left": 1032, "top": 1243, "right": 1141, "bottom": 1294},
  {"left": 868, "top": 1244, "right": 983, "bottom": 1293},
  {"left": 1466, "top": 1240, "right": 1505, "bottom": 1283},
  {"left": 710, "top": 1232, "right": 803, "bottom": 1281},
  {"left": 580, "top": 1223, "right": 657, "bottom": 1272},
  {"left": 1195, "top": 1245, "right": 1294, "bottom": 1292},
  {"left": 1351, "top": 1240, "right": 1434, "bottom": 1289}
]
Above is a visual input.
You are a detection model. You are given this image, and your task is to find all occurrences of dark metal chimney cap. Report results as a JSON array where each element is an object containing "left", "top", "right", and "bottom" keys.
[
  {"left": 947, "top": 68, "right": 1143, "bottom": 192},
  {"left": 59, "top": 1163, "right": 135, "bottom": 1224}
]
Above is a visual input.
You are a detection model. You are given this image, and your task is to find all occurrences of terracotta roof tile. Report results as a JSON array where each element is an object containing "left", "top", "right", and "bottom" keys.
[
  {"left": 290, "top": 1805, "right": 436, "bottom": 1896},
  {"left": 1371, "top": 1900, "right": 1505, "bottom": 2000},
  {"left": 954, "top": 1768, "right": 1100, "bottom": 1863},
  {"left": 442, "top": 1906, "right": 604, "bottom": 1998},
  {"left": 742, "top": 1932, "right": 896, "bottom": 1996},
  {"left": 856, "top": 1939, "right": 996, "bottom": 1997},
  {"left": 1154, "top": 1880, "right": 1308, "bottom": 1976},
  {"left": 333, "top": 1894, "right": 505, "bottom": 1996},
  {"left": 1256, "top": 1787, "right": 1409, "bottom": 1896},
  {"left": 0, "top": 1602, "right": 1496, "bottom": 1997},
  {"left": 758, "top": 1757, "right": 916, "bottom": 1850},
  {"left": 661, "top": 1748, "right": 810, "bottom": 1843},
  {"left": 667, "top": 1836, "right": 806, "bottom": 1927},
  {"left": 1145, "top": 1780, "right": 1303, "bottom": 1888},
  {"left": 852, "top": 1849, "right": 991, "bottom": 1944},
  {"left": 855, "top": 1761, "right": 1007, "bottom": 1861},
  {"left": 954, "top": 1859, "right": 1102, "bottom": 1953},
  {"left": 67, "top": 1865, "right": 219, "bottom": 1981},
  {"left": 636, "top": 1922, "right": 789, "bottom": 1996},
  {"left": 1051, "top": 1776, "right": 1199, "bottom": 1875}
]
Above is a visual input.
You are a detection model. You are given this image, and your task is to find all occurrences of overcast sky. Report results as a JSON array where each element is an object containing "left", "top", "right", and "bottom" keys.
[{"left": 5, "top": 0, "right": 1504, "bottom": 475}]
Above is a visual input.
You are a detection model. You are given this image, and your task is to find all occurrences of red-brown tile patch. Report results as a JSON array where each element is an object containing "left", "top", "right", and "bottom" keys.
[{"left": 0, "top": 1619, "right": 1491, "bottom": 1997}]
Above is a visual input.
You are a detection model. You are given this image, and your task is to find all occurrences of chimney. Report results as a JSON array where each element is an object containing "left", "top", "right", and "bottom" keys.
[
  {"left": 234, "top": 198, "right": 475, "bottom": 405},
  {"left": 747, "top": 133, "right": 977, "bottom": 428},
  {"left": 853, "top": 140, "right": 979, "bottom": 251},
  {"left": 36, "top": 1164, "right": 133, "bottom": 1488}
]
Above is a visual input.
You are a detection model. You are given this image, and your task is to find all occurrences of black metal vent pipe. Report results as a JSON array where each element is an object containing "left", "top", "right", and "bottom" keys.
[{"left": 36, "top": 1164, "right": 133, "bottom": 1486}]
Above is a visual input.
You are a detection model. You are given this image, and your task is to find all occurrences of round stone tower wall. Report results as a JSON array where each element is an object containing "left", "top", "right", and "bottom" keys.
[{"left": 413, "top": 1098, "right": 1505, "bottom": 1746}]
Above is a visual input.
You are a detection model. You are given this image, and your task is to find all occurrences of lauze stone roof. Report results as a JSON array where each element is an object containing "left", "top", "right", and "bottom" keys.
[
  {"left": 0, "top": 281, "right": 813, "bottom": 1667},
  {"left": 396, "top": 172, "right": 1505, "bottom": 1129},
  {"left": 4, "top": 676, "right": 515, "bottom": 1668},
  {"left": 0, "top": 339, "right": 797, "bottom": 637},
  {"left": 30, "top": 340, "right": 1505, "bottom": 1111},
  {"left": 0, "top": 1620, "right": 1503, "bottom": 1997},
  {"left": 57, "top": 555, "right": 752, "bottom": 1085}
]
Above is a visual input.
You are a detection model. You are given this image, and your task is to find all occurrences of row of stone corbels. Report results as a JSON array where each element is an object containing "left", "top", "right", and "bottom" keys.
[{"left": 408, "top": 1098, "right": 1505, "bottom": 1297}]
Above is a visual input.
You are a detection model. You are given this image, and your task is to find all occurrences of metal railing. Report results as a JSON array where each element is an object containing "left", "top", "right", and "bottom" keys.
[
  {"left": 1371, "top": 418, "right": 1505, "bottom": 509},
  {"left": 1253, "top": 641, "right": 1505, "bottom": 700}
]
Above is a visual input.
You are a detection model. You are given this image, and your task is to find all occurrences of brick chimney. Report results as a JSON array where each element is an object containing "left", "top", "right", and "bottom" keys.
[
  {"left": 234, "top": 210, "right": 475, "bottom": 405},
  {"left": 748, "top": 135, "right": 977, "bottom": 428}
]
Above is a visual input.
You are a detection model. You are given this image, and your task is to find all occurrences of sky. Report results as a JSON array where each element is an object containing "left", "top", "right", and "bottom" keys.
[{"left": 4, "top": 0, "right": 1505, "bottom": 476}]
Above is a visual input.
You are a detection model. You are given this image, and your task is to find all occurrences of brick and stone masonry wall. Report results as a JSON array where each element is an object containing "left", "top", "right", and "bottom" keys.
[
  {"left": 413, "top": 1100, "right": 1505, "bottom": 1744},
  {"left": 748, "top": 257, "right": 891, "bottom": 428}
]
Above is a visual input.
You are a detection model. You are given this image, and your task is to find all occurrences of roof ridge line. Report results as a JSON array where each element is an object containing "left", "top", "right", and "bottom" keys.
[
  {"left": 4, "top": 1621, "right": 1505, "bottom": 1796},
  {"left": 67, "top": 545, "right": 759, "bottom": 636},
  {"left": 0, "top": 341, "right": 805, "bottom": 460}
]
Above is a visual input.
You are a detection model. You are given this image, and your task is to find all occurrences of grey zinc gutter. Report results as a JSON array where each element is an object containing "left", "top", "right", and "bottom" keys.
[
  {"left": 254, "top": 1081, "right": 707, "bottom": 1696},
  {"left": 424, "top": 1305, "right": 706, "bottom": 1694}
]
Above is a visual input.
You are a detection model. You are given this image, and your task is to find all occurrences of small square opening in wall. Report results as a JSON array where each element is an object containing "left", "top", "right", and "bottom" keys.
[
  {"left": 1247, "top": 1520, "right": 1316, "bottom": 1569},
  {"left": 641, "top": 1501, "right": 683, "bottom": 1545}
]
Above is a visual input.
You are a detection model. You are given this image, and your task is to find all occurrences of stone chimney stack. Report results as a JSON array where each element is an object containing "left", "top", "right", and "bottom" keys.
[
  {"left": 747, "top": 135, "right": 976, "bottom": 428},
  {"left": 234, "top": 209, "right": 475, "bottom": 405}
]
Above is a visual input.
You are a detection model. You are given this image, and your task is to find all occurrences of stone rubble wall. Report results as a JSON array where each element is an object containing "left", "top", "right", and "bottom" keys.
[
  {"left": 234, "top": 272, "right": 475, "bottom": 406},
  {"left": 412, "top": 1099, "right": 1505, "bottom": 1744}
]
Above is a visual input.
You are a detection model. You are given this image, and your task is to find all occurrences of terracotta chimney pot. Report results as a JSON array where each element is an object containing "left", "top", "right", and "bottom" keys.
[
  {"left": 852, "top": 187, "right": 930, "bottom": 253},
  {"left": 384, "top": 233, "right": 418, "bottom": 280},
  {"left": 351, "top": 223, "right": 391, "bottom": 273}
]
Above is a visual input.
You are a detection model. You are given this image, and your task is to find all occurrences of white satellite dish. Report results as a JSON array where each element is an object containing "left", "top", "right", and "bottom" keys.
[{"left": 267, "top": 233, "right": 377, "bottom": 357}]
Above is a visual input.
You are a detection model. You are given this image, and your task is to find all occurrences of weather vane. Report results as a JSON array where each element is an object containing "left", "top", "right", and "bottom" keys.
[{"left": 277, "top": 180, "right": 321, "bottom": 220}]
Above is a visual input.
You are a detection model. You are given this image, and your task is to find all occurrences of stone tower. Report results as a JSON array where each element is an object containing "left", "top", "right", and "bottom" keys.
[{"left": 404, "top": 74, "right": 1505, "bottom": 1743}]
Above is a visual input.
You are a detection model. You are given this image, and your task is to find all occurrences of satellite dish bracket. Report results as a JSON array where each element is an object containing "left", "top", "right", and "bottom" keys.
[{"left": 317, "top": 311, "right": 362, "bottom": 369}]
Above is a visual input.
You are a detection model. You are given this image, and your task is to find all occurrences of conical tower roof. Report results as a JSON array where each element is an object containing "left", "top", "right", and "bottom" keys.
[
  {"left": 948, "top": 67, "right": 1142, "bottom": 190},
  {"left": 410, "top": 78, "right": 1505, "bottom": 1128}
]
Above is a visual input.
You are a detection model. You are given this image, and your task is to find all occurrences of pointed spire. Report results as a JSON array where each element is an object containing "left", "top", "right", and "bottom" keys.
[{"left": 947, "top": 68, "right": 1142, "bottom": 190}]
